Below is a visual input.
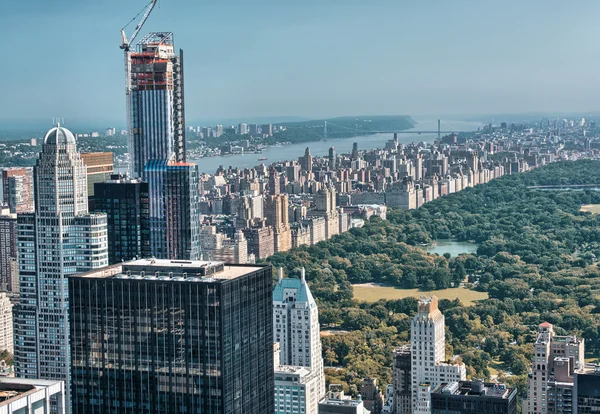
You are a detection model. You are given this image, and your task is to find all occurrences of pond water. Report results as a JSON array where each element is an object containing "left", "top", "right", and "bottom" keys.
[{"left": 422, "top": 239, "right": 478, "bottom": 256}]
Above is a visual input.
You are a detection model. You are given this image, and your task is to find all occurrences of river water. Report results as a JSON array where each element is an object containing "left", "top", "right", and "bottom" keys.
[{"left": 191, "top": 119, "right": 482, "bottom": 174}]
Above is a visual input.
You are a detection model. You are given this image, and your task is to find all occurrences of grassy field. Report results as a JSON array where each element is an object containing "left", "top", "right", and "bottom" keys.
[
  {"left": 352, "top": 283, "right": 488, "bottom": 306},
  {"left": 581, "top": 204, "right": 600, "bottom": 214}
]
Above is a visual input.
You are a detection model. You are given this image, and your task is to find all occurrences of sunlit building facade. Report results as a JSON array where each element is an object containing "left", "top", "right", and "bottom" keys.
[
  {"left": 69, "top": 259, "right": 274, "bottom": 414},
  {"left": 13, "top": 126, "right": 108, "bottom": 413},
  {"left": 129, "top": 32, "right": 185, "bottom": 177}
]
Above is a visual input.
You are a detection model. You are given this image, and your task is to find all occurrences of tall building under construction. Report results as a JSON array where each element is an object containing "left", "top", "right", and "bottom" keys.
[{"left": 129, "top": 32, "right": 185, "bottom": 177}]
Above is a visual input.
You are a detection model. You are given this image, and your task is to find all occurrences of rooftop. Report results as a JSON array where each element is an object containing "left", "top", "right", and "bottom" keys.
[
  {"left": 432, "top": 381, "right": 514, "bottom": 399},
  {"left": 74, "top": 259, "right": 265, "bottom": 282},
  {"left": 0, "top": 378, "right": 63, "bottom": 406}
]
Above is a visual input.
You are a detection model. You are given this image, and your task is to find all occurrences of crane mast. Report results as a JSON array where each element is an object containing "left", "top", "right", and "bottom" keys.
[{"left": 120, "top": 0, "right": 157, "bottom": 175}]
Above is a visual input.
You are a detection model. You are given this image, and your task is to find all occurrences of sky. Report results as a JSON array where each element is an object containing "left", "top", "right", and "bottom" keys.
[{"left": 1, "top": 0, "right": 599, "bottom": 126}]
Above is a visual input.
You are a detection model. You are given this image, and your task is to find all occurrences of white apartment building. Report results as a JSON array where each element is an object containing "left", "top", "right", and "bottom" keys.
[
  {"left": 0, "top": 378, "right": 65, "bottom": 414},
  {"left": 273, "top": 268, "right": 326, "bottom": 411},
  {"left": 411, "top": 297, "right": 466, "bottom": 413},
  {"left": 0, "top": 293, "right": 12, "bottom": 354},
  {"left": 13, "top": 125, "right": 108, "bottom": 413}
]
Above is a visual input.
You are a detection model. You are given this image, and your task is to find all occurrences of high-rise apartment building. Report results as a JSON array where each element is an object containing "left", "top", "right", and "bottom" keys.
[
  {"left": 239, "top": 122, "right": 248, "bottom": 135},
  {"left": 393, "top": 346, "right": 412, "bottom": 414},
  {"left": 79, "top": 152, "right": 114, "bottom": 201},
  {"left": 13, "top": 126, "right": 109, "bottom": 412},
  {"left": 273, "top": 269, "right": 325, "bottom": 401},
  {"left": 274, "top": 343, "right": 321, "bottom": 414},
  {"left": 69, "top": 259, "right": 274, "bottom": 414},
  {"left": 411, "top": 297, "right": 466, "bottom": 413},
  {"left": 93, "top": 174, "right": 150, "bottom": 264},
  {"left": 299, "top": 147, "right": 313, "bottom": 173},
  {"left": 262, "top": 123, "right": 273, "bottom": 137},
  {"left": 328, "top": 147, "right": 337, "bottom": 170},
  {"left": 0, "top": 292, "right": 13, "bottom": 353},
  {"left": 129, "top": 32, "right": 186, "bottom": 177},
  {"left": 269, "top": 166, "right": 281, "bottom": 195},
  {"left": 525, "top": 322, "right": 585, "bottom": 414},
  {"left": 2, "top": 167, "right": 33, "bottom": 214},
  {"left": 0, "top": 208, "right": 18, "bottom": 293},
  {"left": 265, "top": 194, "right": 291, "bottom": 253},
  {"left": 144, "top": 157, "right": 200, "bottom": 260}
]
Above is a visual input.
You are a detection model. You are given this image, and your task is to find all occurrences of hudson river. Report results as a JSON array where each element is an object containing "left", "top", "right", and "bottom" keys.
[{"left": 190, "top": 119, "right": 483, "bottom": 174}]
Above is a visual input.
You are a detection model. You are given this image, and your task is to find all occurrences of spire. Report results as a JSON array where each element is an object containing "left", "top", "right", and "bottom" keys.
[
  {"left": 301, "top": 267, "right": 306, "bottom": 283},
  {"left": 278, "top": 267, "right": 283, "bottom": 282}
]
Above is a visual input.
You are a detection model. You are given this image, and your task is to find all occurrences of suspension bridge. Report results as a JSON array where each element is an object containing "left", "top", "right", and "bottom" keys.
[{"left": 323, "top": 119, "right": 457, "bottom": 140}]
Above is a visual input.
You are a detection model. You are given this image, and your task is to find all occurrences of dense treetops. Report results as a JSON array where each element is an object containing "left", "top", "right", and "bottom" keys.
[{"left": 266, "top": 160, "right": 600, "bottom": 396}]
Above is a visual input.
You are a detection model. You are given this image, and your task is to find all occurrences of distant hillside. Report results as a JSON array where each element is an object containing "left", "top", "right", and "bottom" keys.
[{"left": 270, "top": 115, "right": 415, "bottom": 145}]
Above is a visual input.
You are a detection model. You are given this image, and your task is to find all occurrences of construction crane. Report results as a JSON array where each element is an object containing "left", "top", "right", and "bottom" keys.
[{"left": 120, "top": 0, "right": 157, "bottom": 174}]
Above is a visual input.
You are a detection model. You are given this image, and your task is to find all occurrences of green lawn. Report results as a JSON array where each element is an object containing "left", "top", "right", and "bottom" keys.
[
  {"left": 581, "top": 204, "right": 600, "bottom": 214},
  {"left": 352, "top": 284, "right": 488, "bottom": 306}
]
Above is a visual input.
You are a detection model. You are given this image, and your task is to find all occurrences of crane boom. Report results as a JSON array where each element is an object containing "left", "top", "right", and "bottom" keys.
[
  {"left": 120, "top": 0, "right": 158, "bottom": 51},
  {"left": 120, "top": 0, "right": 157, "bottom": 175}
]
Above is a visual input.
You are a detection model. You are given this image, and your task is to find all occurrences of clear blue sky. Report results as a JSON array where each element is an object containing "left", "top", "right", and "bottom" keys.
[{"left": 1, "top": 0, "right": 599, "bottom": 125}]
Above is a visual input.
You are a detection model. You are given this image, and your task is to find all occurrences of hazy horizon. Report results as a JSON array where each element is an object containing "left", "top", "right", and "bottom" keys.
[{"left": 2, "top": 0, "right": 600, "bottom": 124}]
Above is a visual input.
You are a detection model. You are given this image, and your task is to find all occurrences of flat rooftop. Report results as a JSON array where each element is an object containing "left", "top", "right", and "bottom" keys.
[
  {"left": 74, "top": 259, "right": 265, "bottom": 282},
  {"left": 0, "top": 378, "right": 63, "bottom": 406},
  {"left": 433, "top": 381, "right": 514, "bottom": 399}
]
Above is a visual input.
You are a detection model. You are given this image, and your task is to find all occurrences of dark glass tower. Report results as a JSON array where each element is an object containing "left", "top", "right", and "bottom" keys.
[
  {"left": 93, "top": 174, "right": 150, "bottom": 264},
  {"left": 69, "top": 259, "right": 274, "bottom": 414},
  {"left": 144, "top": 158, "right": 200, "bottom": 260}
]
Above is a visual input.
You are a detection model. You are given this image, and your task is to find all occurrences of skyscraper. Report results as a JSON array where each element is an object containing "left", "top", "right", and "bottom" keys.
[
  {"left": 524, "top": 322, "right": 585, "bottom": 414},
  {"left": 328, "top": 146, "right": 337, "bottom": 170},
  {"left": 129, "top": 32, "right": 185, "bottom": 177},
  {"left": 69, "top": 259, "right": 274, "bottom": 414},
  {"left": 273, "top": 269, "right": 325, "bottom": 400},
  {"left": 13, "top": 126, "right": 109, "bottom": 412},
  {"left": 93, "top": 174, "right": 150, "bottom": 264},
  {"left": 79, "top": 152, "right": 114, "bottom": 203},
  {"left": 268, "top": 165, "right": 281, "bottom": 195},
  {"left": 2, "top": 167, "right": 34, "bottom": 214},
  {"left": 265, "top": 194, "right": 291, "bottom": 253},
  {"left": 144, "top": 157, "right": 200, "bottom": 260},
  {"left": 0, "top": 208, "right": 18, "bottom": 293},
  {"left": 411, "top": 297, "right": 466, "bottom": 413}
]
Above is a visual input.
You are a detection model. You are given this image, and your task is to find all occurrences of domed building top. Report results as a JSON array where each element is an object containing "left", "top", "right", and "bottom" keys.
[{"left": 43, "top": 124, "right": 76, "bottom": 146}]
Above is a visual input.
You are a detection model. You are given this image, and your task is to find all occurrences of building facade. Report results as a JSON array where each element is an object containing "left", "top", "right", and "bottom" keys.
[
  {"left": 574, "top": 370, "right": 600, "bottom": 413},
  {"left": 273, "top": 269, "right": 325, "bottom": 401},
  {"left": 525, "top": 322, "right": 585, "bottom": 414},
  {"left": 0, "top": 210, "right": 17, "bottom": 293},
  {"left": 69, "top": 259, "right": 274, "bottom": 414},
  {"left": 13, "top": 126, "right": 109, "bottom": 413},
  {"left": 411, "top": 297, "right": 466, "bottom": 413},
  {"left": 393, "top": 346, "right": 412, "bottom": 414},
  {"left": 0, "top": 293, "right": 12, "bottom": 354},
  {"left": 430, "top": 381, "right": 517, "bottom": 414},
  {"left": 129, "top": 32, "right": 185, "bottom": 177},
  {"left": 144, "top": 158, "right": 200, "bottom": 260},
  {"left": 0, "top": 378, "right": 65, "bottom": 414},
  {"left": 93, "top": 174, "right": 150, "bottom": 264},
  {"left": 2, "top": 167, "right": 33, "bottom": 214},
  {"left": 79, "top": 152, "right": 114, "bottom": 207}
]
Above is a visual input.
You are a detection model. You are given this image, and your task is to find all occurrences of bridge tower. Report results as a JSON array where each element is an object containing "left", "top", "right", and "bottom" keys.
[
  {"left": 438, "top": 119, "right": 441, "bottom": 140},
  {"left": 324, "top": 121, "right": 327, "bottom": 140}
]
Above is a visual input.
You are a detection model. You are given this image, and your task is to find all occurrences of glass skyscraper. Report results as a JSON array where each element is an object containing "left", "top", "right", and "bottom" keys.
[
  {"left": 93, "top": 174, "right": 150, "bottom": 264},
  {"left": 129, "top": 32, "right": 186, "bottom": 178},
  {"left": 13, "top": 125, "right": 109, "bottom": 412},
  {"left": 69, "top": 259, "right": 274, "bottom": 414},
  {"left": 144, "top": 158, "right": 200, "bottom": 260}
]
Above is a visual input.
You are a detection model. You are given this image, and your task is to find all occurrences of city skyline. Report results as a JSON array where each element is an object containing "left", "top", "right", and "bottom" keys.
[{"left": 2, "top": 1, "right": 600, "bottom": 124}]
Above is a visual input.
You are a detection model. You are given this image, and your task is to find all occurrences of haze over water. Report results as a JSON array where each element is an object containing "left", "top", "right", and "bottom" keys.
[{"left": 192, "top": 119, "right": 482, "bottom": 174}]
